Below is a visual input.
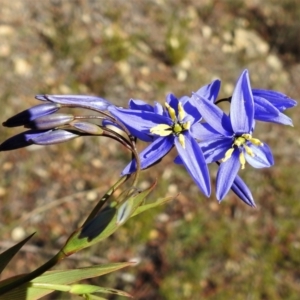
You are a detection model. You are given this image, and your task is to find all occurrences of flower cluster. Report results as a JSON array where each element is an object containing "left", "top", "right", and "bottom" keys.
[{"left": 1, "top": 70, "right": 296, "bottom": 207}]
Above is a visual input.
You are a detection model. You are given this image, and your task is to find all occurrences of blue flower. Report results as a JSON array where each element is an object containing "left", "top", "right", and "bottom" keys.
[
  {"left": 252, "top": 89, "right": 296, "bottom": 126},
  {"left": 192, "top": 70, "right": 274, "bottom": 200},
  {"left": 108, "top": 82, "right": 221, "bottom": 197},
  {"left": 193, "top": 79, "right": 296, "bottom": 126}
]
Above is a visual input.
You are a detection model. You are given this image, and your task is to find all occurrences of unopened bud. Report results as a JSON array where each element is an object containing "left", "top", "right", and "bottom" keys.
[
  {"left": 3, "top": 103, "right": 60, "bottom": 127},
  {"left": 27, "top": 114, "right": 74, "bottom": 130},
  {"left": 35, "top": 95, "right": 112, "bottom": 111},
  {"left": 30, "top": 129, "right": 80, "bottom": 145},
  {"left": 0, "top": 130, "right": 51, "bottom": 151},
  {"left": 70, "top": 121, "right": 104, "bottom": 135}
]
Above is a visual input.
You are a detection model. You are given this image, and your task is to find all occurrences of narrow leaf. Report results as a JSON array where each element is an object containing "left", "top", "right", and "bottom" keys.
[
  {"left": 0, "top": 262, "right": 133, "bottom": 300},
  {"left": 69, "top": 284, "right": 132, "bottom": 297},
  {"left": 63, "top": 182, "right": 156, "bottom": 254},
  {"left": 0, "top": 233, "right": 35, "bottom": 274},
  {"left": 131, "top": 196, "right": 175, "bottom": 217}
]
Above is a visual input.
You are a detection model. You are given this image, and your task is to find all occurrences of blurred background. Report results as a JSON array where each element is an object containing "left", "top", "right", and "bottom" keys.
[{"left": 0, "top": 0, "right": 300, "bottom": 299}]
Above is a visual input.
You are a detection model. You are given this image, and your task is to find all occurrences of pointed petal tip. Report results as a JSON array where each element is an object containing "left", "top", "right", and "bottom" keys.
[{"left": 217, "top": 198, "right": 257, "bottom": 208}]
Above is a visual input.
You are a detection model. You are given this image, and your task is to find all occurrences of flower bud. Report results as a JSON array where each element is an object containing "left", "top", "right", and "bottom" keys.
[
  {"left": 70, "top": 121, "right": 104, "bottom": 135},
  {"left": 0, "top": 130, "right": 51, "bottom": 151},
  {"left": 3, "top": 103, "right": 60, "bottom": 127},
  {"left": 30, "top": 129, "right": 80, "bottom": 145},
  {"left": 27, "top": 113, "right": 74, "bottom": 130},
  {"left": 35, "top": 95, "right": 112, "bottom": 111},
  {"left": 230, "top": 175, "right": 256, "bottom": 207}
]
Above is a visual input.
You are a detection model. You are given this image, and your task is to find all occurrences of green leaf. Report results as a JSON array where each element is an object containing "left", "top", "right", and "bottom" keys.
[
  {"left": 69, "top": 283, "right": 132, "bottom": 297},
  {"left": 0, "top": 262, "right": 133, "bottom": 300},
  {"left": 131, "top": 196, "right": 175, "bottom": 217},
  {"left": 63, "top": 182, "right": 156, "bottom": 254},
  {"left": 82, "top": 294, "right": 107, "bottom": 300},
  {"left": 83, "top": 175, "right": 129, "bottom": 227},
  {"left": 0, "top": 233, "right": 35, "bottom": 274}
]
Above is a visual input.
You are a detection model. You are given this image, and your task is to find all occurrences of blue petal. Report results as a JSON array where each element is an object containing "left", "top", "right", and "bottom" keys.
[
  {"left": 191, "top": 122, "right": 224, "bottom": 141},
  {"left": 254, "top": 96, "right": 280, "bottom": 116},
  {"left": 102, "top": 119, "right": 153, "bottom": 142},
  {"left": 216, "top": 149, "right": 241, "bottom": 200},
  {"left": 108, "top": 106, "right": 172, "bottom": 139},
  {"left": 255, "top": 111, "right": 294, "bottom": 126},
  {"left": 195, "top": 79, "right": 221, "bottom": 102},
  {"left": 153, "top": 102, "right": 165, "bottom": 115},
  {"left": 175, "top": 132, "right": 211, "bottom": 197},
  {"left": 129, "top": 99, "right": 154, "bottom": 112},
  {"left": 253, "top": 96, "right": 294, "bottom": 125},
  {"left": 230, "top": 70, "right": 254, "bottom": 134},
  {"left": 181, "top": 96, "right": 202, "bottom": 124},
  {"left": 199, "top": 138, "right": 232, "bottom": 163},
  {"left": 252, "top": 89, "right": 297, "bottom": 111},
  {"left": 35, "top": 95, "right": 112, "bottom": 111},
  {"left": 192, "top": 93, "right": 233, "bottom": 136},
  {"left": 231, "top": 175, "right": 256, "bottom": 207},
  {"left": 121, "top": 136, "right": 174, "bottom": 175},
  {"left": 173, "top": 155, "right": 182, "bottom": 164},
  {"left": 166, "top": 93, "right": 179, "bottom": 116},
  {"left": 245, "top": 143, "right": 274, "bottom": 168}
]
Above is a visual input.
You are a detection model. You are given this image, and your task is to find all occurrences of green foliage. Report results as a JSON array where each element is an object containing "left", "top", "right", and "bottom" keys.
[
  {"left": 0, "top": 233, "right": 35, "bottom": 274},
  {"left": 0, "top": 263, "right": 133, "bottom": 300},
  {"left": 0, "top": 174, "right": 171, "bottom": 299}
]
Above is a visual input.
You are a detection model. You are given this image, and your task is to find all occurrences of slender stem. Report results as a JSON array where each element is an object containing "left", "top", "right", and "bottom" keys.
[
  {"left": 59, "top": 102, "right": 142, "bottom": 186},
  {"left": 74, "top": 115, "right": 106, "bottom": 120},
  {"left": 214, "top": 97, "right": 231, "bottom": 105}
]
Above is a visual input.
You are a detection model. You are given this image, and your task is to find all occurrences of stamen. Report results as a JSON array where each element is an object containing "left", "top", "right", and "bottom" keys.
[
  {"left": 244, "top": 144, "right": 255, "bottom": 157},
  {"left": 182, "top": 121, "right": 191, "bottom": 130},
  {"left": 178, "top": 103, "right": 185, "bottom": 121},
  {"left": 150, "top": 124, "right": 172, "bottom": 136},
  {"left": 222, "top": 148, "right": 234, "bottom": 162},
  {"left": 234, "top": 136, "right": 246, "bottom": 147},
  {"left": 165, "top": 103, "right": 176, "bottom": 121},
  {"left": 239, "top": 152, "right": 246, "bottom": 169},
  {"left": 249, "top": 137, "right": 264, "bottom": 146},
  {"left": 242, "top": 134, "right": 252, "bottom": 140},
  {"left": 178, "top": 133, "right": 185, "bottom": 148}
]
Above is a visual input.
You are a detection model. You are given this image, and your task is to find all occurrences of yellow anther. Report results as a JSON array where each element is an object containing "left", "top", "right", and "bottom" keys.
[
  {"left": 249, "top": 137, "right": 263, "bottom": 146},
  {"left": 239, "top": 152, "right": 246, "bottom": 169},
  {"left": 165, "top": 102, "right": 176, "bottom": 121},
  {"left": 182, "top": 121, "right": 191, "bottom": 130},
  {"left": 242, "top": 134, "right": 252, "bottom": 140},
  {"left": 222, "top": 148, "right": 234, "bottom": 162},
  {"left": 150, "top": 124, "right": 172, "bottom": 136},
  {"left": 234, "top": 136, "right": 246, "bottom": 147},
  {"left": 178, "top": 102, "right": 185, "bottom": 121},
  {"left": 178, "top": 133, "right": 186, "bottom": 148},
  {"left": 244, "top": 144, "right": 255, "bottom": 157}
]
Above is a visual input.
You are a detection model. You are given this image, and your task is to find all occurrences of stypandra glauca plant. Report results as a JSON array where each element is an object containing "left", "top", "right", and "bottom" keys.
[{"left": 0, "top": 69, "right": 297, "bottom": 299}]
